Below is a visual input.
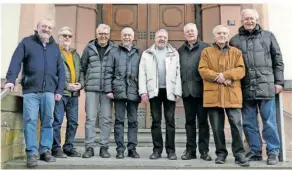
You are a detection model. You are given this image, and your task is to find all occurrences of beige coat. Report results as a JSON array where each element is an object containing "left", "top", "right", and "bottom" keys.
[{"left": 139, "top": 44, "right": 182, "bottom": 101}]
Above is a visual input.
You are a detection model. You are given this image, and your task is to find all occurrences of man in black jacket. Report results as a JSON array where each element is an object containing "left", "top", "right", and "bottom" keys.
[
  {"left": 104, "top": 27, "right": 141, "bottom": 159},
  {"left": 178, "top": 23, "right": 212, "bottom": 161},
  {"left": 229, "top": 9, "right": 284, "bottom": 165},
  {"left": 80, "top": 24, "right": 117, "bottom": 158},
  {"left": 4, "top": 18, "right": 65, "bottom": 167}
]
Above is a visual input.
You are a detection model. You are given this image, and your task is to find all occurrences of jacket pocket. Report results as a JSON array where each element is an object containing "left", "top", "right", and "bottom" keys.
[
  {"left": 229, "top": 86, "right": 242, "bottom": 104},
  {"left": 203, "top": 82, "right": 218, "bottom": 104}
]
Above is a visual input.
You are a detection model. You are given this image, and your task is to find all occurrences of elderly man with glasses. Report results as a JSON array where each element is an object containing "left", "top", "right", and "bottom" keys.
[{"left": 52, "top": 26, "right": 83, "bottom": 158}]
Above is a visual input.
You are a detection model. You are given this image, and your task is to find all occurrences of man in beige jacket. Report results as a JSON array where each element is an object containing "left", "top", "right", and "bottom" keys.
[{"left": 139, "top": 29, "right": 182, "bottom": 160}]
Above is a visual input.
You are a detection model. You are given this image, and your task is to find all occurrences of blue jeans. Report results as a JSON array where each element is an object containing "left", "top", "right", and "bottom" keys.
[
  {"left": 52, "top": 96, "right": 79, "bottom": 152},
  {"left": 23, "top": 92, "right": 55, "bottom": 156},
  {"left": 242, "top": 99, "right": 280, "bottom": 155}
]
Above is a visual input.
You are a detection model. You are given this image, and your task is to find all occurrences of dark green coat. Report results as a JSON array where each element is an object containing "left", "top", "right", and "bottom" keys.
[{"left": 62, "top": 48, "right": 83, "bottom": 97}]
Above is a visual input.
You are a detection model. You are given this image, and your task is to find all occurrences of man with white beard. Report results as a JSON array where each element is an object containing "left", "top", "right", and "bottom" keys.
[
  {"left": 52, "top": 27, "right": 82, "bottom": 158},
  {"left": 4, "top": 17, "right": 65, "bottom": 167}
]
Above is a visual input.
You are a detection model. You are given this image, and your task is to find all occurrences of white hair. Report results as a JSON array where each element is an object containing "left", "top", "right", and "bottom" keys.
[
  {"left": 37, "top": 17, "right": 55, "bottom": 28},
  {"left": 241, "top": 9, "right": 259, "bottom": 20},
  {"left": 96, "top": 24, "right": 111, "bottom": 33},
  {"left": 121, "top": 27, "right": 134, "bottom": 35},
  {"left": 212, "top": 25, "right": 230, "bottom": 36},
  {"left": 58, "top": 26, "right": 72, "bottom": 35},
  {"left": 183, "top": 23, "right": 198, "bottom": 33}
]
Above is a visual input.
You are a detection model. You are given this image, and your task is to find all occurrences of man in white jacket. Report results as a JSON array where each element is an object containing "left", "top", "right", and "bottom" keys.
[{"left": 139, "top": 29, "right": 182, "bottom": 160}]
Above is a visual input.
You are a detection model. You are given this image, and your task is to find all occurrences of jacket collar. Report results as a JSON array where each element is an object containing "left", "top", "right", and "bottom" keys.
[
  {"left": 59, "top": 44, "right": 76, "bottom": 53},
  {"left": 238, "top": 24, "right": 262, "bottom": 35},
  {"left": 183, "top": 40, "right": 200, "bottom": 50},
  {"left": 145, "top": 43, "right": 176, "bottom": 55},
  {"left": 33, "top": 30, "right": 55, "bottom": 44},
  {"left": 212, "top": 42, "right": 230, "bottom": 53}
]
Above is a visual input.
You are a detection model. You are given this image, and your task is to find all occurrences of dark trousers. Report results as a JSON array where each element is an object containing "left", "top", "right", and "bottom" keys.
[
  {"left": 114, "top": 99, "right": 139, "bottom": 152},
  {"left": 52, "top": 96, "right": 79, "bottom": 152},
  {"left": 208, "top": 108, "right": 245, "bottom": 158},
  {"left": 149, "top": 88, "right": 176, "bottom": 154},
  {"left": 182, "top": 96, "right": 210, "bottom": 154}
]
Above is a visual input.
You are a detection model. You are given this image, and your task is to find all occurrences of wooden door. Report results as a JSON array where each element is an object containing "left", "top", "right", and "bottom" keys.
[{"left": 103, "top": 4, "right": 195, "bottom": 129}]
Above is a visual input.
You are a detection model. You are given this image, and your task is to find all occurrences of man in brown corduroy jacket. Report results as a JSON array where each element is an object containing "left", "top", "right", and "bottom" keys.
[{"left": 198, "top": 25, "right": 249, "bottom": 167}]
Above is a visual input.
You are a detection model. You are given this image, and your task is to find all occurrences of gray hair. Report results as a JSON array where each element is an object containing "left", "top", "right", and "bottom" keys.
[
  {"left": 155, "top": 29, "right": 168, "bottom": 37},
  {"left": 58, "top": 26, "right": 72, "bottom": 35},
  {"left": 37, "top": 17, "right": 55, "bottom": 28},
  {"left": 241, "top": 9, "right": 259, "bottom": 20},
  {"left": 96, "top": 24, "right": 111, "bottom": 33},
  {"left": 183, "top": 23, "right": 198, "bottom": 33},
  {"left": 212, "top": 25, "right": 230, "bottom": 36},
  {"left": 121, "top": 27, "right": 134, "bottom": 35}
]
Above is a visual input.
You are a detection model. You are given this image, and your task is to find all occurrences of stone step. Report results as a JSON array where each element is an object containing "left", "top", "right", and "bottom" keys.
[
  {"left": 74, "top": 129, "right": 232, "bottom": 147},
  {"left": 5, "top": 146, "right": 292, "bottom": 169}
]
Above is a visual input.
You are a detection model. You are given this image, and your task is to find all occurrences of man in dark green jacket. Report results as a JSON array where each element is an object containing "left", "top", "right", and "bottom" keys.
[{"left": 52, "top": 27, "right": 83, "bottom": 158}]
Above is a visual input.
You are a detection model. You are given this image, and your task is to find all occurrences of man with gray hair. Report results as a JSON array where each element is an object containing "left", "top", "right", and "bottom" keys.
[
  {"left": 199, "top": 25, "right": 249, "bottom": 167},
  {"left": 104, "top": 27, "right": 141, "bottom": 159},
  {"left": 178, "top": 23, "right": 212, "bottom": 161},
  {"left": 139, "top": 29, "right": 182, "bottom": 160},
  {"left": 52, "top": 26, "right": 82, "bottom": 158},
  {"left": 80, "top": 24, "right": 117, "bottom": 158},
  {"left": 4, "top": 17, "right": 65, "bottom": 167},
  {"left": 229, "top": 8, "right": 284, "bottom": 165}
]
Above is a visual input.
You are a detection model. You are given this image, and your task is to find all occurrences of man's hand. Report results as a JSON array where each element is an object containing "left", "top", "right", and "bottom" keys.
[
  {"left": 107, "top": 93, "right": 114, "bottom": 99},
  {"left": 175, "top": 96, "right": 181, "bottom": 102},
  {"left": 214, "top": 73, "right": 225, "bottom": 84},
  {"left": 141, "top": 93, "right": 149, "bottom": 103},
  {"left": 55, "top": 94, "right": 62, "bottom": 101},
  {"left": 223, "top": 80, "right": 232, "bottom": 86},
  {"left": 72, "top": 83, "right": 82, "bottom": 91},
  {"left": 4, "top": 83, "right": 15, "bottom": 92},
  {"left": 275, "top": 84, "right": 283, "bottom": 94}
]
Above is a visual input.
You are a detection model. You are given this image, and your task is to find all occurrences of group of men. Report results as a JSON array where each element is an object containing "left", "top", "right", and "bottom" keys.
[{"left": 4, "top": 8, "right": 284, "bottom": 168}]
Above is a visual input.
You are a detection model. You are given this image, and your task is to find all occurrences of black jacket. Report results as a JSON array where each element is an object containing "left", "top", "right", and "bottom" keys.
[
  {"left": 6, "top": 32, "right": 65, "bottom": 94},
  {"left": 104, "top": 45, "right": 141, "bottom": 102},
  {"left": 178, "top": 41, "right": 210, "bottom": 98},
  {"left": 229, "top": 24, "right": 284, "bottom": 100},
  {"left": 80, "top": 40, "right": 117, "bottom": 92}
]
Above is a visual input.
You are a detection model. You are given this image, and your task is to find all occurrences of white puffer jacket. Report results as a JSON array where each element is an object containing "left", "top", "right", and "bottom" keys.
[{"left": 139, "top": 44, "right": 182, "bottom": 101}]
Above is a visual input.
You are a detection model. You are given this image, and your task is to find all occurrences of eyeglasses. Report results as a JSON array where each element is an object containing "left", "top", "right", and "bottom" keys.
[{"left": 62, "top": 34, "right": 73, "bottom": 38}]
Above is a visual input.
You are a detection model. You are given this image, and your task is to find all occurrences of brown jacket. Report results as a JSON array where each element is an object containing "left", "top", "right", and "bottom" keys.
[{"left": 198, "top": 44, "right": 245, "bottom": 108}]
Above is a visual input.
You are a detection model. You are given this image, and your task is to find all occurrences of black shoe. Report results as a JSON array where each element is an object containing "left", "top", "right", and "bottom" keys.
[
  {"left": 128, "top": 150, "right": 140, "bottom": 158},
  {"left": 149, "top": 152, "right": 161, "bottom": 159},
  {"left": 116, "top": 151, "right": 124, "bottom": 159},
  {"left": 82, "top": 147, "right": 94, "bottom": 158},
  {"left": 215, "top": 156, "right": 226, "bottom": 164},
  {"left": 200, "top": 152, "right": 212, "bottom": 161},
  {"left": 27, "top": 155, "right": 38, "bottom": 167},
  {"left": 235, "top": 154, "right": 250, "bottom": 167},
  {"left": 245, "top": 151, "right": 262, "bottom": 161},
  {"left": 181, "top": 150, "right": 197, "bottom": 160},
  {"left": 40, "top": 150, "right": 56, "bottom": 162},
  {"left": 99, "top": 147, "right": 110, "bottom": 158},
  {"left": 64, "top": 148, "right": 81, "bottom": 157},
  {"left": 167, "top": 153, "right": 177, "bottom": 160},
  {"left": 267, "top": 154, "right": 279, "bottom": 165},
  {"left": 52, "top": 149, "right": 67, "bottom": 158}
]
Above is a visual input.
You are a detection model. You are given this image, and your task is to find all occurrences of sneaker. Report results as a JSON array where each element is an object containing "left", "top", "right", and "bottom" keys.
[
  {"left": 267, "top": 154, "right": 279, "bottom": 165},
  {"left": 82, "top": 147, "right": 94, "bottom": 158},
  {"left": 200, "top": 152, "right": 212, "bottom": 161},
  {"left": 52, "top": 149, "right": 67, "bottom": 158},
  {"left": 181, "top": 149, "right": 197, "bottom": 160},
  {"left": 245, "top": 151, "right": 262, "bottom": 161},
  {"left": 149, "top": 152, "right": 161, "bottom": 159},
  {"left": 40, "top": 150, "right": 56, "bottom": 162},
  {"left": 215, "top": 156, "right": 226, "bottom": 164},
  {"left": 128, "top": 150, "right": 140, "bottom": 158},
  {"left": 235, "top": 154, "right": 250, "bottom": 167},
  {"left": 116, "top": 151, "right": 124, "bottom": 159},
  {"left": 27, "top": 154, "right": 38, "bottom": 167},
  {"left": 167, "top": 153, "right": 177, "bottom": 160},
  {"left": 99, "top": 147, "right": 110, "bottom": 158},
  {"left": 64, "top": 148, "right": 81, "bottom": 157}
]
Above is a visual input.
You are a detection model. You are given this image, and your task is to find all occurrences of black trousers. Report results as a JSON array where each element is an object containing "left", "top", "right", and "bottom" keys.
[
  {"left": 149, "top": 88, "right": 176, "bottom": 154},
  {"left": 114, "top": 100, "right": 139, "bottom": 152},
  {"left": 182, "top": 96, "right": 210, "bottom": 154},
  {"left": 208, "top": 108, "right": 245, "bottom": 158}
]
